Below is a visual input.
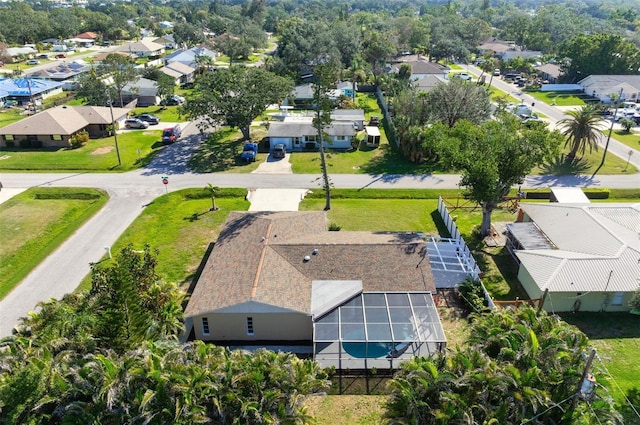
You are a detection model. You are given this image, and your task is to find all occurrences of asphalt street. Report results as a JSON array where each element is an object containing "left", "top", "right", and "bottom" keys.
[{"left": 1, "top": 88, "right": 639, "bottom": 336}]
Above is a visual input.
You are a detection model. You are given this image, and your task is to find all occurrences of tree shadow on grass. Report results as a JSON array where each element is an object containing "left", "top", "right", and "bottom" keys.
[
  {"left": 539, "top": 155, "right": 591, "bottom": 175},
  {"left": 360, "top": 144, "right": 441, "bottom": 175},
  {"left": 189, "top": 133, "right": 244, "bottom": 173},
  {"left": 617, "top": 387, "right": 640, "bottom": 425},
  {"left": 430, "top": 209, "right": 451, "bottom": 238}
]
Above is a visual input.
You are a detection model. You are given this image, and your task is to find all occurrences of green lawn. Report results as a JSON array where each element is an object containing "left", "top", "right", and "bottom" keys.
[
  {"left": 610, "top": 129, "right": 640, "bottom": 153},
  {"left": 534, "top": 146, "right": 638, "bottom": 175},
  {"left": 0, "top": 187, "right": 108, "bottom": 300},
  {"left": 189, "top": 127, "right": 268, "bottom": 173},
  {"left": 559, "top": 312, "right": 640, "bottom": 425},
  {"left": 0, "top": 109, "right": 24, "bottom": 128},
  {"left": 0, "top": 129, "right": 164, "bottom": 172},
  {"left": 77, "top": 188, "right": 250, "bottom": 292},
  {"left": 526, "top": 90, "right": 591, "bottom": 106}
]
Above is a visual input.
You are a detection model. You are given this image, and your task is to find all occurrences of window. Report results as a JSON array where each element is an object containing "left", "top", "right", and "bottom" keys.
[
  {"left": 246, "top": 317, "right": 254, "bottom": 336},
  {"left": 306, "top": 135, "right": 317, "bottom": 142},
  {"left": 293, "top": 137, "right": 301, "bottom": 145},
  {"left": 52, "top": 135, "right": 62, "bottom": 141},
  {"left": 201, "top": 317, "right": 210, "bottom": 335},
  {"left": 611, "top": 292, "right": 624, "bottom": 306},
  {"left": 4, "top": 135, "right": 14, "bottom": 141},
  {"left": 336, "top": 136, "right": 346, "bottom": 141}
]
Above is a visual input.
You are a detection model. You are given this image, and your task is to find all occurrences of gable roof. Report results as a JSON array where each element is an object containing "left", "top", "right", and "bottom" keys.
[
  {"left": 117, "top": 40, "right": 164, "bottom": 54},
  {"left": 389, "top": 55, "right": 450, "bottom": 75},
  {"left": 0, "top": 78, "right": 64, "bottom": 97},
  {"left": 184, "top": 211, "right": 435, "bottom": 318},
  {"left": 0, "top": 105, "right": 130, "bottom": 136},
  {"left": 165, "top": 61, "right": 195, "bottom": 75},
  {"left": 515, "top": 203, "right": 640, "bottom": 293},
  {"left": 75, "top": 31, "right": 98, "bottom": 40}
]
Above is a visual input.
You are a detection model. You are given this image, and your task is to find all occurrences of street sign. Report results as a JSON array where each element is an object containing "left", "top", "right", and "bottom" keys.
[{"left": 162, "top": 178, "right": 169, "bottom": 185}]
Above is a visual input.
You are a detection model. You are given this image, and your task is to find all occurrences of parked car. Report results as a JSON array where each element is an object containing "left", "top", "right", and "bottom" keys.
[
  {"left": 166, "top": 95, "right": 185, "bottom": 106},
  {"left": 26, "top": 59, "right": 40, "bottom": 65},
  {"left": 162, "top": 125, "right": 182, "bottom": 143},
  {"left": 368, "top": 116, "right": 380, "bottom": 126},
  {"left": 493, "top": 69, "right": 500, "bottom": 76},
  {"left": 137, "top": 114, "right": 160, "bottom": 125},
  {"left": 55, "top": 54, "right": 66, "bottom": 59},
  {"left": 37, "top": 54, "right": 49, "bottom": 59},
  {"left": 454, "top": 72, "right": 472, "bottom": 81},
  {"left": 272, "top": 143, "right": 286, "bottom": 159},
  {"left": 124, "top": 118, "right": 150, "bottom": 129},
  {"left": 180, "top": 82, "right": 195, "bottom": 89},
  {"left": 240, "top": 142, "right": 258, "bottom": 162}
]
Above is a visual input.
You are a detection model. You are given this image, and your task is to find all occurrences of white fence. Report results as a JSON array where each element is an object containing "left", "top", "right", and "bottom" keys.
[{"left": 437, "top": 196, "right": 496, "bottom": 309}]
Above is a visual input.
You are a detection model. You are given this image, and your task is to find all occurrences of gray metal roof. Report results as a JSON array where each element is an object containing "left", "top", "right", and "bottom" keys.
[
  {"left": 267, "top": 121, "right": 355, "bottom": 138},
  {"left": 515, "top": 203, "right": 640, "bottom": 293},
  {"left": 507, "top": 222, "right": 556, "bottom": 250}
]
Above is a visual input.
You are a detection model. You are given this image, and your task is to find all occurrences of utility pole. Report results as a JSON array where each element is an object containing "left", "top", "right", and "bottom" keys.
[
  {"left": 592, "top": 89, "right": 623, "bottom": 178},
  {"left": 568, "top": 349, "right": 597, "bottom": 417},
  {"left": 106, "top": 90, "right": 122, "bottom": 166}
]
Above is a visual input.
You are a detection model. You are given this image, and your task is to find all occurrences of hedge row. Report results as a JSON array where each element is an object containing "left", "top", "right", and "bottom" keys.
[
  {"left": 182, "top": 187, "right": 248, "bottom": 200},
  {"left": 32, "top": 188, "right": 107, "bottom": 200},
  {"left": 305, "top": 188, "right": 465, "bottom": 200}
]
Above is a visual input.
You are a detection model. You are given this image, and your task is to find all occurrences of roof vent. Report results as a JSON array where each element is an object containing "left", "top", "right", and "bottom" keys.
[
  {"left": 303, "top": 255, "right": 311, "bottom": 262},
  {"left": 312, "top": 249, "right": 319, "bottom": 255}
]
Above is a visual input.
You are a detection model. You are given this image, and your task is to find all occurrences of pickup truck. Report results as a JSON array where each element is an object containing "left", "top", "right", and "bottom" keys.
[{"left": 240, "top": 142, "right": 258, "bottom": 162}]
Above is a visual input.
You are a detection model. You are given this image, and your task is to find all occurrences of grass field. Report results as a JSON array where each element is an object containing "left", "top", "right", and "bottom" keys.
[
  {"left": 0, "top": 187, "right": 108, "bottom": 300},
  {"left": 526, "top": 90, "right": 592, "bottom": 106},
  {"left": 129, "top": 105, "right": 185, "bottom": 123},
  {"left": 0, "top": 129, "right": 164, "bottom": 171},
  {"left": 611, "top": 129, "right": 640, "bottom": 153},
  {"left": 0, "top": 109, "right": 25, "bottom": 128},
  {"left": 76, "top": 188, "right": 250, "bottom": 292}
]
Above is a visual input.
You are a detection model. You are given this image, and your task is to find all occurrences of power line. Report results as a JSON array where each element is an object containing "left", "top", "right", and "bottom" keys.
[
  {"left": 594, "top": 352, "right": 640, "bottom": 420},
  {"left": 520, "top": 394, "right": 576, "bottom": 425}
]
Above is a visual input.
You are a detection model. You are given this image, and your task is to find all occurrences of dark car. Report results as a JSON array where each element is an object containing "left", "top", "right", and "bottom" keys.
[
  {"left": 180, "top": 82, "right": 195, "bottom": 89},
  {"left": 124, "top": 118, "right": 149, "bottom": 129},
  {"left": 368, "top": 116, "right": 380, "bottom": 126},
  {"left": 55, "top": 54, "right": 66, "bottom": 59},
  {"left": 272, "top": 144, "right": 286, "bottom": 158},
  {"left": 137, "top": 114, "right": 160, "bottom": 125}
]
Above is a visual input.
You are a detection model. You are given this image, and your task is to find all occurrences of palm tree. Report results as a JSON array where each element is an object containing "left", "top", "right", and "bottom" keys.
[
  {"left": 557, "top": 106, "right": 605, "bottom": 161},
  {"left": 205, "top": 183, "right": 219, "bottom": 211},
  {"left": 478, "top": 57, "right": 498, "bottom": 88}
]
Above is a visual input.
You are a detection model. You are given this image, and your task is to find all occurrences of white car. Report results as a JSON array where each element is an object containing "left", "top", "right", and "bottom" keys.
[{"left": 454, "top": 72, "right": 472, "bottom": 81}]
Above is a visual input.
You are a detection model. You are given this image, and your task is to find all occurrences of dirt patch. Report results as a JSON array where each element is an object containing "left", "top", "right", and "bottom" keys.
[
  {"left": 91, "top": 146, "right": 114, "bottom": 155},
  {"left": 304, "top": 395, "right": 387, "bottom": 425}
]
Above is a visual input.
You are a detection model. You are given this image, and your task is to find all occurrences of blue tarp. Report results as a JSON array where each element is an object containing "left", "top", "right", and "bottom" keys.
[{"left": 0, "top": 78, "right": 64, "bottom": 97}]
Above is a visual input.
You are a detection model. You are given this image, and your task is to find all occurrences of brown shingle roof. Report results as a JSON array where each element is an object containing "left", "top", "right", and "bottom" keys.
[
  {"left": 185, "top": 212, "right": 435, "bottom": 317},
  {"left": 0, "top": 106, "right": 130, "bottom": 136}
]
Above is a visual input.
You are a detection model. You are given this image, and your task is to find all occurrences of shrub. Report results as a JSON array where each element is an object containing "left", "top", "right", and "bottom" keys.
[
  {"left": 458, "top": 277, "right": 488, "bottom": 316},
  {"left": 69, "top": 130, "right": 89, "bottom": 149},
  {"left": 328, "top": 222, "right": 341, "bottom": 231},
  {"left": 629, "top": 288, "right": 640, "bottom": 311}
]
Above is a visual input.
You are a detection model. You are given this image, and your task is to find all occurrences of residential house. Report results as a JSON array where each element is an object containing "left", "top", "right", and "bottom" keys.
[
  {"left": 506, "top": 203, "right": 640, "bottom": 312},
  {"left": 121, "top": 77, "right": 160, "bottom": 106},
  {"left": 5, "top": 46, "right": 37, "bottom": 63},
  {"left": 388, "top": 54, "right": 450, "bottom": 81},
  {"left": 159, "top": 62, "right": 196, "bottom": 85},
  {"left": 577, "top": 75, "right": 640, "bottom": 103},
  {"left": 0, "top": 78, "right": 64, "bottom": 107},
  {"left": 92, "top": 51, "right": 138, "bottom": 63},
  {"left": 75, "top": 31, "right": 98, "bottom": 41},
  {"left": 535, "top": 63, "right": 562, "bottom": 84},
  {"left": 500, "top": 50, "right": 542, "bottom": 62},
  {"left": 153, "top": 34, "right": 176, "bottom": 49},
  {"left": 0, "top": 105, "right": 129, "bottom": 148},
  {"left": 267, "top": 116, "right": 355, "bottom": 151},
  {"left": 116, "top": 40, "right": 165, "bottom": 58},
  {"left": 183, "top": 211, "right": 447, "bottom": 369},
  {"left": 413, "top": 75, "right": 447, "bottom": 94},
  {"left": 336, "top": 81, "right": 355, "bottom": 99},
  {"left": 331, "top": 109, "right": 365, "bottom": 130},
  {"left": 164, "top": 46, "right": 217, "bottom": 70},
  {"left": 477, "top": 37, "right": 514, "bottom": 56},
  {"left": 289, "top": 83, "right": 315, "bottom": 107},
  {"left": 30, "top": 60, "right": 89, "bottom": 89}
]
